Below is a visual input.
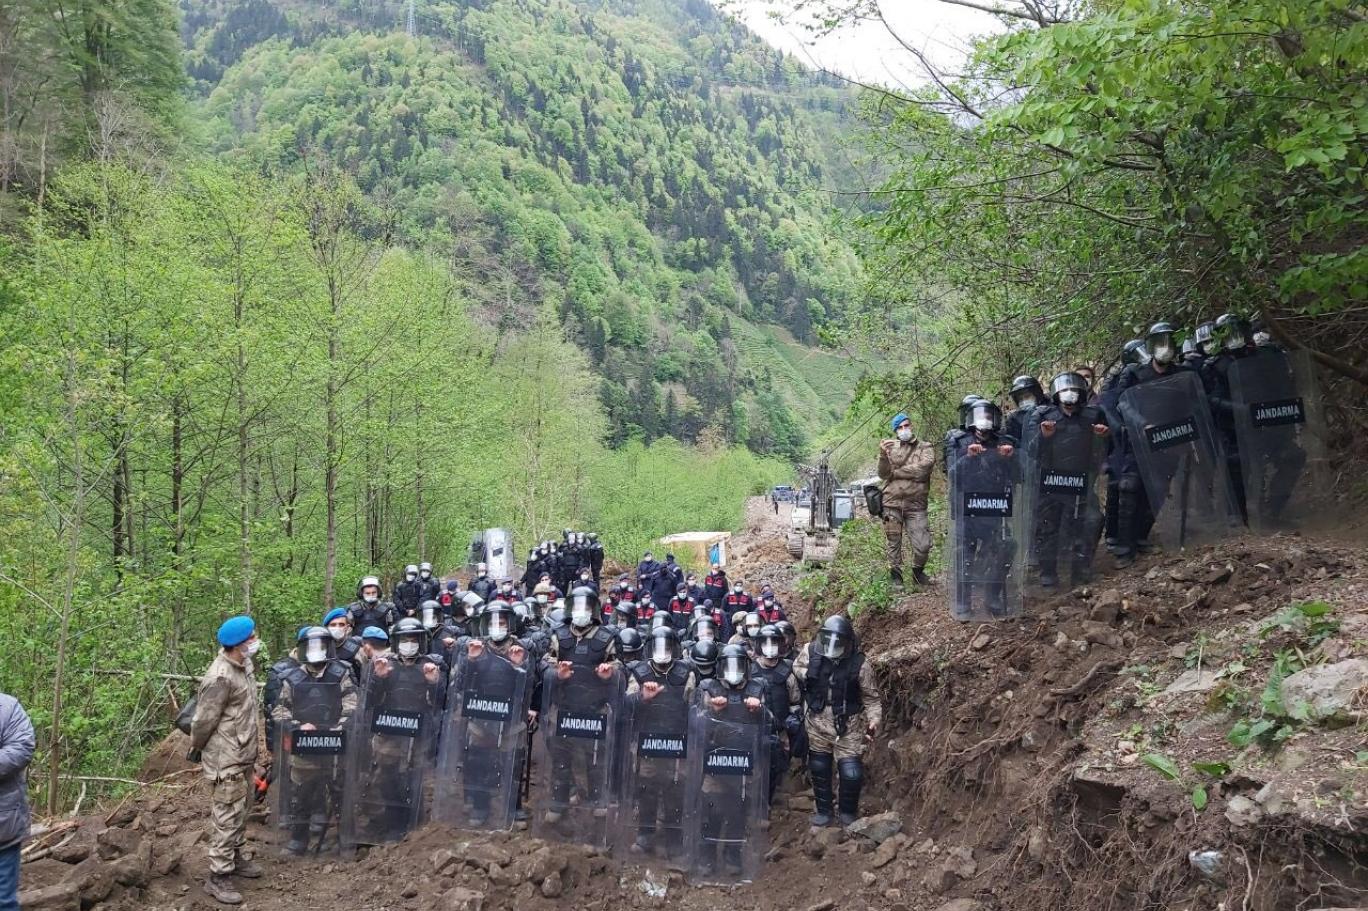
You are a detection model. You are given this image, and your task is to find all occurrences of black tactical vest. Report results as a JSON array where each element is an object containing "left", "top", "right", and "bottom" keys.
[
  {"left": 556, "top": 624, "right": 613, "bottom": 668},
  {"left": 752, "top": 659, "right": 794, "bottom": 730},
  {"left": 283, "top": 661, "right": 348, "bottom": 727},
  {"left": 804, "top": 652, "right": 865, "bottom": 721}
]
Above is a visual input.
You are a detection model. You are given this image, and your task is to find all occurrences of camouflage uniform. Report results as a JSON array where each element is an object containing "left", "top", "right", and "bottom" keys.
[
  {"left": 878, "top": 437, "right": 936, "bottom": 573},
  {"left": 792, "top": 642, "right": 881, "bottom": 761},
  {"left": 191, "top": 652, "right": 260, "bottom": 876}
]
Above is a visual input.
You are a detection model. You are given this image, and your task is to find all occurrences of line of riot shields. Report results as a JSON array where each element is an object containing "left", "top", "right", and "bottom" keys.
[
  {"left": 948, "top": 348, "right": 1330, "bottom": 622},
  {"left": 269, "top": 640, "right": 770, "bottom": 884}
]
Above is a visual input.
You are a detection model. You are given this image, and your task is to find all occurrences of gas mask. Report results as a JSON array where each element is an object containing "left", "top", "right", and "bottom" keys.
[
  {"left": 896, "top": 428, "right": 913, "bottom": 442},
  {"left": 397, "top": 640, "right": 421, "bottom": 659}
]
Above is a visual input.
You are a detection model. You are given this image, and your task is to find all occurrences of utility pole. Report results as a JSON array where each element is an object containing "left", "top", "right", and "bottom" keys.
[{"left": 406, "top": 0, "right": 415, "bottom": 37}]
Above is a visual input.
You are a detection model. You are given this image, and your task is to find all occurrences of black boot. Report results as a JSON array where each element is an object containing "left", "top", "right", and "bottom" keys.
[
  {"left": 809, "top": 751, "right": 835, "bottom": 827},
  {"left": 890, "top": 567, "right": 904, "bottom": 586},
  {"left": 837, "top": 757, "right": 864, "bottom": 826}
]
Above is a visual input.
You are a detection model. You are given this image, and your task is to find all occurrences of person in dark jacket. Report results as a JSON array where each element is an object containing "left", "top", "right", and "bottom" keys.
[
  {"left": 0, "top": 692, "right": 35, "bottom": 911},
  {"left": 702, "top": 563, "right": 729, "bottom": 607}
]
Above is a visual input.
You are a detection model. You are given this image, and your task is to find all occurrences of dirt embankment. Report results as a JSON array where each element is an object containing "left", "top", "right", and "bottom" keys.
[{"left": 17, "top": 502, "right": 1368, "bottom": 911}]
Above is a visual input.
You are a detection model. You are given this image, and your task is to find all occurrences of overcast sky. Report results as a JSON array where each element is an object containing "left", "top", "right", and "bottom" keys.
[{"left": 726, "top": 0, "right": 1007, "bottom": 88}]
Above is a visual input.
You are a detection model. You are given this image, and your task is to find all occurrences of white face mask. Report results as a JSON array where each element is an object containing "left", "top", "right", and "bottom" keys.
[
  {"left": 974, "top": 416, "right": 994, "bottom": 432},
  {"left": 305, "top": 641, "right": 329, "bottom": 664},
  {"left": 397, "top": 641, "right": 420, "bottom": 658},
  {"left": 1059, "top": 390, "right": 1081, "bottom": 406},
  {"left": 571, "top": 605, "right": 593, "bottom": 628},
  {"left": 896, "top": 428, "right": 913, "bottom": 442},
  {"left": 488, "top": 617, "right": 510, "bottom": 642},
  {"left": 406, "top": 573, "right": 417, "bottom": 581},
  {"left": 328, "top": 625, "right": 348, "bottom": 642},
  {"left": 697, "top": 629, "right": 715, "bottom": 643},
  {"left": 1018, "top": 395, "right": 1037, "bottom": 409},
  {"left": 761, "top": 642, "right": 779, "bottom": 659},
  {"left": 245, "top": 639, "right": 261, "bottom": 658},
  {"left": 363, "top": 592, "right": 378, "bottom": 604},
  {"left": 723, "top": 668, "right": 744, "bottom": 686}
]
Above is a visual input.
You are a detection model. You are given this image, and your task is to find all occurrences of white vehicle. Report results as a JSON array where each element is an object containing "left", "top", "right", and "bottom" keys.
[{"left": 468, "top": 528, "right": 515, "bottom": 581}]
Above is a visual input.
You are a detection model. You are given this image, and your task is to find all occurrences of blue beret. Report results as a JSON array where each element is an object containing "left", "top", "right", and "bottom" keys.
[
  {"left": 217, "top": 615, "right": 256, "bottom": 648},
  {"left": 891, "top": 412, "right": 910, "bottom": 432},
  {"left": 361, "top": 626, "right": 389, "bottom": 642},
  {"left": 323, "top": 608, "right": 349, "bottom": 625}
]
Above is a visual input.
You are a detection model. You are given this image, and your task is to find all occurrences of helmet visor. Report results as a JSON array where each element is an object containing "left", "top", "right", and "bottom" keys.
[
  {"left": 721, "top": 653, "right": 747, "bottom": 686},
  {"left": 304, "top": 639, "right": 329, "bottom": 664},
  {"left": 694, "top": 619, "right": 717, "bottom": 643},
  {"left": 487, "top": 614, "right": 510, "bottom": 642},
  {"left": 650, "top": 636, "right": 674, "bottom": 665},
  {"left": 420, "top": 605, "right": 440, "bottom": 631},
  {"left": 817, "top": 629, "right": 848, "bottom": 660}
]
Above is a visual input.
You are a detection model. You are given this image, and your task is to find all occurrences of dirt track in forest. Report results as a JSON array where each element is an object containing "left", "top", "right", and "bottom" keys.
[{"left": 21, "top": 502, "right": 1368, "bottom": 911}]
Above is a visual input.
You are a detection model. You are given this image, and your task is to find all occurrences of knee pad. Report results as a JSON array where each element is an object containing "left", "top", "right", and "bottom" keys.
[
  {"left": 808, "top": 750, "right": 834, "bottom": 778},
  {"left": 837, "top": 757, "right": 864, "bottom": 785}
]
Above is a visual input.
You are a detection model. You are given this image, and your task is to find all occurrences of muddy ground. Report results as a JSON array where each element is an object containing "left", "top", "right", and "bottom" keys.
[{"left": 18, "top": 499, "right": 1368, "bottom": 911}]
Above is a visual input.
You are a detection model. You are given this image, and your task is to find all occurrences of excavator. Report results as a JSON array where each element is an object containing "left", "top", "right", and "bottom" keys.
[{"left": 785, "top": 459, "right": 854, "bottom": 564}]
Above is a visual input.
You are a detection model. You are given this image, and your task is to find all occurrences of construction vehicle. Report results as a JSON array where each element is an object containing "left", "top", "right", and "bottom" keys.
[{"left": 786, "top": 459, "right": 852, "bottom": 564}]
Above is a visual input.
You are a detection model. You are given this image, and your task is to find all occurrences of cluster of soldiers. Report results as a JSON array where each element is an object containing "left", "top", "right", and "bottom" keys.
[
  {"left": 900, "top": 313, "right": 1325, "bottom": 622},
  {"left": 264, "top": 566, "right": 879, "bottom": 887},
  {"left": 519, "top": 530, "right": 605, "bottom": 594}
]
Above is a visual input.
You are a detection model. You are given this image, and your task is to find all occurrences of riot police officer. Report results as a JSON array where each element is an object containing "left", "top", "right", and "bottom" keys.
[
  {"left": 271, "top": 627, "right": 357, "bottom": 855},
  {"left": 794, "top": 616, "right": 881, "bottom": 827},
  {"left": 393, "top": 564, "right": 423, "bottom": 616},
  {"left": 1201, "top": 313, "right": 1256, "bottom": 521},
  {"left": 621, "top": 627, "right": 695, "bottom": 859},
  {"left": 751, "top": 625, "right": 801, "bottom": 803},
  {"left": 1006, "top": 375, "right": 1044, "bottom": 441},
  {"left": 346, "top": 576, "right": 395, "bottom": 640}
]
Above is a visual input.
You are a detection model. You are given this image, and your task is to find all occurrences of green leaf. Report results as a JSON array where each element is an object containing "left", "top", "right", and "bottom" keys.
[
  {"left": 1192, "top": 761, "right": 1230, "bottom": 777},
  {"left": 1142, "top": 753, "right": 1181, "bottom": 780},
  {"left": 1296, "top": 601, "right": 1332, "bottom": 618},
  {"left": 1191, "top": 785, "right": 1207, "bottom": 810}
]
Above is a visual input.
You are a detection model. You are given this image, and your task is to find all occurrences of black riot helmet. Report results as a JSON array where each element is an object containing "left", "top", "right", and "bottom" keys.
[
  {"left": 967, "top": 400, "right": 1003, "bottom": 434},
  {"left": 1146, "top": 321, "right": 1179, "bottom": 366},
  {"left": 719, "top": 643, "right": 751, "bottom": 688},
  {"left": 419, "top": 561, "right": 433, "bottom": 579},
  {"left": 815, "top": 614, "right": 855, "bottom": 661},
  {"left": 391, "top": 617, "right": 428, "bottom": 659},
  {"left": 617, "top": 627, "right": 644, "bottom": 663},
  {"left": 958, "top": 394, "right": 985, "bottom": 429},
  {"left": 419, "top": 600, "right": 443, "bottom": 633},
  {"left": 458, "top": 591, "right": 484, "bottom": 619},
  {"left": 1049, "top": 372, "right": 1090, "bottom": 408},
  {"left": 482, "top": 600, "right": 516, "bottom": 643},
  {"left": 1181, "top": 337, "right": 1198, "bottom": 359},
  {"left": 773, "top": 620, "right": 797, "bottom": 657},
  {"left": 756, "top": 624, "right": 785, "bottom": 661},
  {"left": 647, "top": 626, "right": 681, "bottom": 668},
  {"left": 1194, "top": 321, "right": 1216, "bottom": 355},
  {"left": 690, "top": 640, "right": 719, "bottom": 678},
  {"left": 689, "top": 615, "right": 719, "bottom": 644},
  {"left": 651, "top": 612, "right": 674, "bottom": 632},
  {"left": 297, "top": 626, "right": 336, "bottom": 666},
  {"left": 1214, "top": 313, "right": 1250, "bottom": 352},
  {"left": 1009, "top": 376, "right": 1043, "bottom": 408},
  {"left": 612, "top": 600, "right": 637, "bottom": 629},
  {"left": 1121, "top": 339, "right": 1151, "bottom": 367},
  {"left": 568, "top": 585, "right": 600, "bottom": 629}
]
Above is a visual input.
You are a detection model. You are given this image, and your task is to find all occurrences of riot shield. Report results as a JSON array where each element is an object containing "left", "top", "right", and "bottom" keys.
[
  {"left": 1228, "top": 349, "right": 1330, "bottom": 532},
  {"left": 270, "top": 664, "right": 352, "bottom": 856},
  {"left": 1022, "top": 415, "right": 1107, "bottom": 590},
  {"left": 432, "top": 644, "right": 532, "bottom": 831},
  {"left": 684, "top": 694, "right": 770, "bottom": 884},
  {"left": 1119, "top": 370, "right": 1237, "bottom": 550},
  {"left": 613, "top": 675, "right": 691, "bottom": 867},
  {"left": 339, "top": 656, "right": 442, "bottom": 852},
  {"left": 948, "top": 444, "right": 1026, "bottom": 622},
  {"left": 530, "top": 663, "right": 623, "bottom": 847}
]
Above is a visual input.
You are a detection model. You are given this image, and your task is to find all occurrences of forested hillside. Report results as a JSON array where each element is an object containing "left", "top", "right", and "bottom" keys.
[
  {"left": 181, "top": 0, "right": 868, "bottom": 449},
  {"left": 0, "top": 0, "right": 870, "bottom": 801}
]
